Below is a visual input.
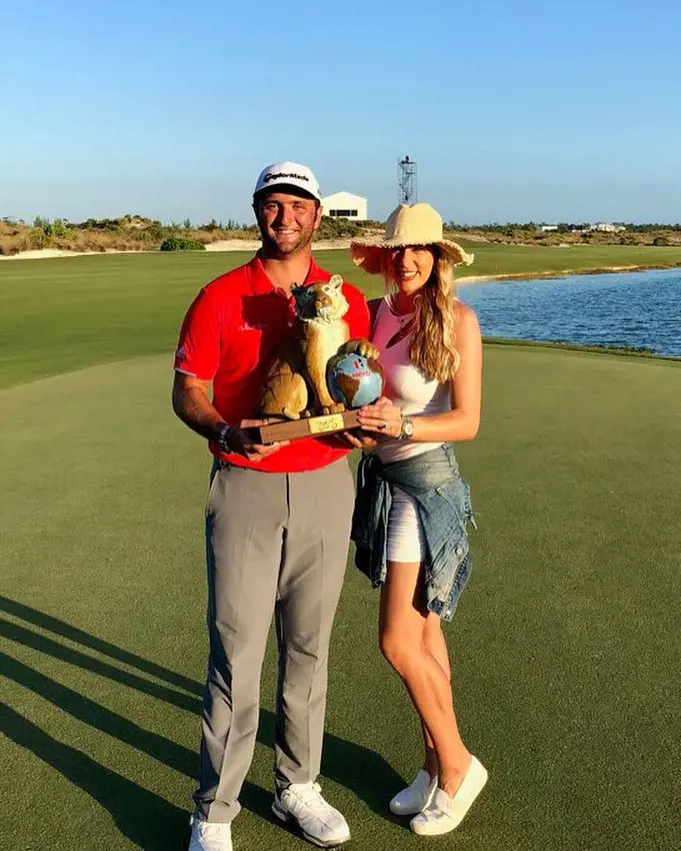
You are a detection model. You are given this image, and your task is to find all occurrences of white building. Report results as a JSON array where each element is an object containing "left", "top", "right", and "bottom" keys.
[
  {"left": 588, "top": 222, "right": 626, "bottom": 233},
  {"left": 321, "top": 191, "right": 368, "bottom": 221}
]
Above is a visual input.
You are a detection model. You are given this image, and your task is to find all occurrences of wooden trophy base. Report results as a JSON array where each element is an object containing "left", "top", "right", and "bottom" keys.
[{"left": 257, "top": 410, "right": 360, "bottom": 443}]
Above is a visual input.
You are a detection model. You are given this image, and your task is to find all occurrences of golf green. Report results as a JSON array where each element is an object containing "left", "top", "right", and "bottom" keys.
[{"left": 1, "top": 339, "right": 679, "bottom": 850}]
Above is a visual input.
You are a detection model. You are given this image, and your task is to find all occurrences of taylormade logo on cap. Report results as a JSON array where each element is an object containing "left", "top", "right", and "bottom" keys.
[
  {"left": 263, "top": 170, "right": 309, "bottom": 184},
  {"left": 253, "top": 161, "right": 322, "bottom": 201}
]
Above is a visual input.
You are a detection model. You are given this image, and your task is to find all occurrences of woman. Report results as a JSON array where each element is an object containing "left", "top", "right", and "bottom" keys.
[{"left": 347, "top": 203, "right": 486, "bottom": 836}]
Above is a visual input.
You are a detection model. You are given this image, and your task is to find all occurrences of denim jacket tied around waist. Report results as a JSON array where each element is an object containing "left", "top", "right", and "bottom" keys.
[{"left": 351, "top": 442, "right": 476, "bottom": 622}]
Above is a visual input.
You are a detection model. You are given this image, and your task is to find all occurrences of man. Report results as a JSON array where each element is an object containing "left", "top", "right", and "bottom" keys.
[{"left": 172, "top": 162, "right": 370, "bottom": 851}]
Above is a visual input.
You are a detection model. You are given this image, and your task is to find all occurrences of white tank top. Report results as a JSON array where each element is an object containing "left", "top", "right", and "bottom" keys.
[{"left": 371, "top": 298, "right": 451, "bottom": 463}]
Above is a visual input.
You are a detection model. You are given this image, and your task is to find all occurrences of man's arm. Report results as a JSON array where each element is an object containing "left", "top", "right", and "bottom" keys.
[
  {"left": 172, "top": 373, "right": 225, "bottom": 442},
  {"left": 172, "top": 373, "right": 288, "bottom": 461}
]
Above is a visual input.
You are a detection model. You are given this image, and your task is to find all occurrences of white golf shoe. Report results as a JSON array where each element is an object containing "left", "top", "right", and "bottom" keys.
[
  {"left": 410, "top": 756, "right": 488, "bottom": 836},
  {"left": 389, "top": 769, "right": 438, "bottom": 815},
  {"left": 272, "top": 781, "right": 350, "bottom": 847},
  {"left": 187, "top": 815, "right": 233, "bottom": 851}
]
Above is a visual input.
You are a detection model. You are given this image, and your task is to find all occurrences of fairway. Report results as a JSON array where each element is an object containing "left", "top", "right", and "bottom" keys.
[
  {"left": 2, "top": 243, "right": 681, "bottom": 389},
  {"left": 1, "top": 253, "right": 680, "bottom": 851}
]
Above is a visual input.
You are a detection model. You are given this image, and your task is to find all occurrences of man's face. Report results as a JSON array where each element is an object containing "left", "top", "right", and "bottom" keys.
[{"left": 254, "top": 191, "right": 322, "bottom": 257}]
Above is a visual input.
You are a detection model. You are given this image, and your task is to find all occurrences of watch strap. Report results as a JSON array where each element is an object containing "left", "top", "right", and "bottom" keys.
[{"left": 216, "top": 423, "right": 235, "bottom": 452}]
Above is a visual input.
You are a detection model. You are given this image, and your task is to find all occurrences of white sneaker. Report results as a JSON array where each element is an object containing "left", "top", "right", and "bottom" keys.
[
  {"left": 389, "top": 769, "right": 438, "bottom": 815},
  {"left": 188, "top": 815, "right": 233, "bottom": 851},
  {"left": 272, "top": 781, "right": 351, "bottom": 847},
  {"left": 410, "top": 756, "right": 488, "bottom": 836}
]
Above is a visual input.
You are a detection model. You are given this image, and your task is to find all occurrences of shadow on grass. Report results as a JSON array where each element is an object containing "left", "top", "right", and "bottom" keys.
[
  {"left": 1, "top": 701, "right": 191, "bottom": 851},
  {"left": 1, "top": 596, "right": 406, "bottom": 835},
  {"left": 0, "top": 650, "right": 197, "bottom": 776},
  {"left": 0, "top": 617, "right": 197, "bottom": 712},
  {"left": 0, "top": 649, "right": 275, "bottom": 829},
  {"left": 0, "top": 594, "right": 202, "bottom": 696}
]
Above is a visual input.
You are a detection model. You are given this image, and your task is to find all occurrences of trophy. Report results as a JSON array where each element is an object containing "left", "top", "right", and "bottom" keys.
[
  {"left": 257, "top": 351, "right": 384, "bottom": 443},
  {"left": 254, "top": 276, "right": 383, "bottom": 444}
]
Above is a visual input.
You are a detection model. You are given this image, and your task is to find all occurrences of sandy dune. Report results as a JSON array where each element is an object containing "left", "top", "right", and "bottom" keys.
[{"left": 0, "top": 238, "right": 355, "bottom": 261}]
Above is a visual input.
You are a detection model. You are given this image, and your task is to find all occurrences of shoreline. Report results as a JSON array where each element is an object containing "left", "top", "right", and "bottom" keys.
[{"left": 456, "top": 263, "right": 681, "bottom": 284}]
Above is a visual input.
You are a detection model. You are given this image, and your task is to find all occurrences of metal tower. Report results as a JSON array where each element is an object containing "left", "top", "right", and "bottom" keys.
[{"left": 398, "top": 156, "right": 418, "bottom": 205}]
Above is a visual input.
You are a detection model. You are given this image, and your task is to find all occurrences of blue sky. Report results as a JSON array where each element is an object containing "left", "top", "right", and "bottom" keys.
[{"left": 2, "top": 0, "right": 680, "bottom": 224}]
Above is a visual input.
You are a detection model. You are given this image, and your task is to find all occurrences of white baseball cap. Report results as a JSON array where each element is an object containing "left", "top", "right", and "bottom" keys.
[{"left": 253, "top": 161, "right": 322, "bottom": 202}]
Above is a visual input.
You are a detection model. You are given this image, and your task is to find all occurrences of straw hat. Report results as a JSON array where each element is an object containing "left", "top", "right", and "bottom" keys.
[{"left": 350, "top": 203, "right": 474, "bottom": 275}]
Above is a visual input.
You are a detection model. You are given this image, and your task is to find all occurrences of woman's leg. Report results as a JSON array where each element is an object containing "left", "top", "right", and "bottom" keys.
[
  {"left": 420, "top": 612, "right": 452, "bottom": 777},
  {"left": 379, "top": 560, "right": 470, "bottom": 795}
]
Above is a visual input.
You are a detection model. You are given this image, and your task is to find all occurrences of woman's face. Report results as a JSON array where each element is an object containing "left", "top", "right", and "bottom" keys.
[{"left": 389, "top": 246, "right": 436, "bottom": 296}]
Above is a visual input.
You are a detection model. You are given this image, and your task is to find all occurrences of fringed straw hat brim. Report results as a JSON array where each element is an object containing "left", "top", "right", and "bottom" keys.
[{"left": 350, "top": 237, "right": 474, "bottom": 276}]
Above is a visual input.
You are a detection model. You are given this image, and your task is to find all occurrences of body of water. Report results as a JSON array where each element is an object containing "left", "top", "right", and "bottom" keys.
[{"left": 462, "top": 267, "right": 681, "bottom": 358}]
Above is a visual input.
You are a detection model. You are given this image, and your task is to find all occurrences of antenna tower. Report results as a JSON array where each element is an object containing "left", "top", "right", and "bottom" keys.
[{"left": 398, "top": 155, "right": 418, "bottom": 205}]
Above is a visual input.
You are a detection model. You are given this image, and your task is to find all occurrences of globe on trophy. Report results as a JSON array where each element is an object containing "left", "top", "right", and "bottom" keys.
[{"left": 327, "top": 352, "right": 384, "bottom": 409}]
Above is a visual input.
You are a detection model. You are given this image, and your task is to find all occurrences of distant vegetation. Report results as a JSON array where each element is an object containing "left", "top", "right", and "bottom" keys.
[
  {"left": 1, "top": 213, "right": 681, "bottom": 257},
  {"left": 443, "top": 220, "right": 681, "bottom": 248},
  {"left": 0, "top": 215, "right": 258, "bottom": 256},
  {"left": 315, "top": 216, "right": 364, "bottom": 239},
  {"left": 159, "top": 236, "right": 205, "bottom": 252},
  {"left": 0, "top": 213, "right": 377, "bottom": 256}
]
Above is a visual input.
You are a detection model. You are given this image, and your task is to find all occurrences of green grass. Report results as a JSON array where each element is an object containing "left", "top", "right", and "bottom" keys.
[
  {"left": 454, "top": 240, "right": 681, "bottom": 277},
  {"left": 1, "top": 350, "right": 679, "bottom": 851},
  {"left": 0, "top": 251, "right": 378, "bottom": 390},
  {"left": 1, "top": 251, "right": 680, "bottom": 850},
  {"left": 2, "top": 243, "right": 680, "bottom": 389}
]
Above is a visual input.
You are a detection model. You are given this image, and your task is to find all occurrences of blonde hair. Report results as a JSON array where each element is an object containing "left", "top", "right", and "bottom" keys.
[{"left": 384, "top": 247, "right": 460, "bottom": 383}]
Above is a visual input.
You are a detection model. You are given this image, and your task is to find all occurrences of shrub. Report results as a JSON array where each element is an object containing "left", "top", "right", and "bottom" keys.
[
  {"left": 160, "top": 237, "right": 206, "bottom": 251},
  {"left": 144, "top": 223, "right": 167, "bottom": 242},
  {"left": 49, "top": 219, "right": 70, "bottom": 238},
  {"left": 652, "top": 236, "right": 670, "bottom": 247},
  {"left": 27, "top": 217, "right": 72, "bottom": 245},
  {"left": 0, "top": 234, "right": 30, "bottom": 255},
  {"left": 29, "top": 228, "right": 52, "bottom": 249},
  {"left": 315, "top": 216, "right": 363, "bottom": 240}
]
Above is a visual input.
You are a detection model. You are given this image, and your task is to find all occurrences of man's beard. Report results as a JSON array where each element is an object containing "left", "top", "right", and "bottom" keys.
[{"left": 260, "top": 227, "right": 314, "bottom": 259}]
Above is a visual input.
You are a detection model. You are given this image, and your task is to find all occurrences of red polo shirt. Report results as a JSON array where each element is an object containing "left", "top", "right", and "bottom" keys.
[{"left": 174, "top": 254, "right": 370, "bottom": 473}]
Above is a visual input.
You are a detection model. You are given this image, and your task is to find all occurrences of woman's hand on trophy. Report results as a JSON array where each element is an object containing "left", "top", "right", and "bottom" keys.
[{"left": 356, "top": 397, "right": 403, "bottom": 438}]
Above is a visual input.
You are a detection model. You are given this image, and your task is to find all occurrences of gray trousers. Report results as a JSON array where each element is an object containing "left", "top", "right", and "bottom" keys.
[{"left": 193, "top": 458, "right": 354, "bottom": 823}]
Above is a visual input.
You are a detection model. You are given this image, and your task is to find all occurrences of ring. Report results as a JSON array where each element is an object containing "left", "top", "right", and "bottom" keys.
[{"left": 377, "top": 423, "right": 388, "bottom": 430}]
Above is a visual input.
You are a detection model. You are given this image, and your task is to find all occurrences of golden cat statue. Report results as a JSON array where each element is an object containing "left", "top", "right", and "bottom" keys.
[{"left": 259, "top": 275, "right": 378, "bottom": 420}]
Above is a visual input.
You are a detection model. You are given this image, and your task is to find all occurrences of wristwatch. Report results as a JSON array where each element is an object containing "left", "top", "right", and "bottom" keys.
[
  {"left": 216, "top": 424, "right": 234, "bottom": 453},
  {"left": 399, "top": 415, "right": 415, "bottom": 440}
]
